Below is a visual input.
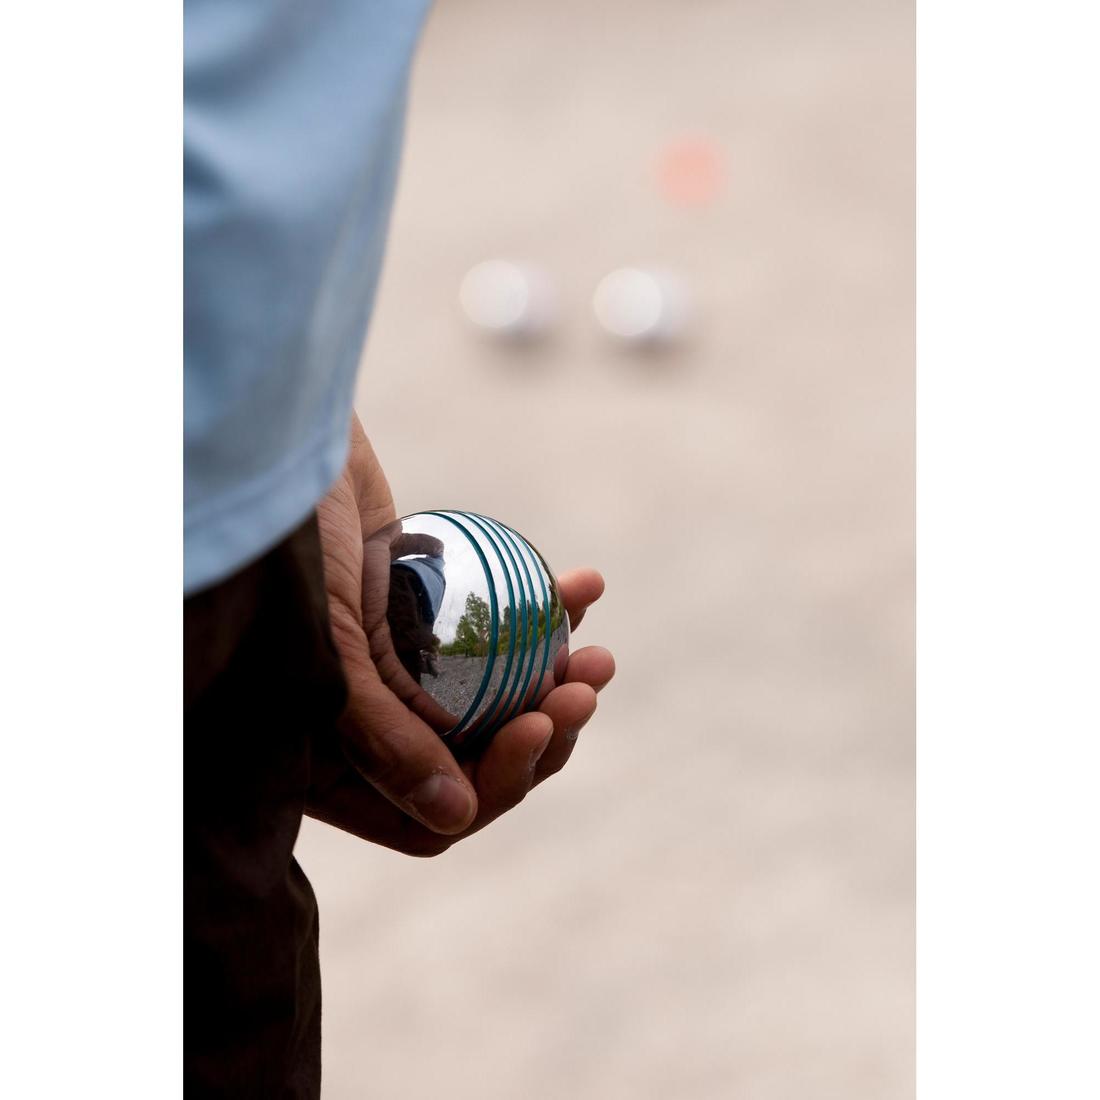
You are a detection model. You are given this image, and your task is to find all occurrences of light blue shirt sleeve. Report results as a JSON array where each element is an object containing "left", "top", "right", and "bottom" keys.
[{"left": 184, "top": 0, "right": 433, "bottom": 593}]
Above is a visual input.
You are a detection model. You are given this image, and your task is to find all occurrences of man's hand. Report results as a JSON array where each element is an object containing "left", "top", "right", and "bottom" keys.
[{"left": 309, "top": 416, "right": 615, "bottom": 856}]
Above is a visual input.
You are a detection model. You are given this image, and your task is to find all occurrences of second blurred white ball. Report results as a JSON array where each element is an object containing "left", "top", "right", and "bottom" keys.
[
  {"left": 592, "top": 267, "right": 690, "bottom": 345},
  {"left": 459, "top": 260, "right": 556, "bottom": 340}
]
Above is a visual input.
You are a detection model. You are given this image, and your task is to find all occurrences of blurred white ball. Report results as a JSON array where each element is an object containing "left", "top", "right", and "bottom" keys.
[
  {"left": 459, "top": 260, "right": 556, "bottom": 340},
  {"left": 592, "top": 267, "right": 690, "bottom": 345}
]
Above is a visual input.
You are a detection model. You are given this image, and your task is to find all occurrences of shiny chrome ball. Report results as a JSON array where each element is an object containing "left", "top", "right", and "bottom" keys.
[{"left": 363, "top": 511, "right": 570, "bottom": 755}]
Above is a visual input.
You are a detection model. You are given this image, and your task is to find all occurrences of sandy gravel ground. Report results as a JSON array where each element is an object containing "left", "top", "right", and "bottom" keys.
[
  {"left": 295, "top": 1, "right": 914, "bottom": 1096},
  {"left": 425, "top": 654, "right": 488, "bottom": 719}
]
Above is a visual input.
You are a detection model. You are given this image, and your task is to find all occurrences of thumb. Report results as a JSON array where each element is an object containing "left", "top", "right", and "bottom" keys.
[{"left": 333, "top": 612, "right": 477, "bottom": 835}]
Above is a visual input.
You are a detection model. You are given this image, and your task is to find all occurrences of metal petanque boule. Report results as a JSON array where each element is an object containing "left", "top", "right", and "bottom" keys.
[{"left": 363, "top": 511, "right": 570, "bottom": 756}]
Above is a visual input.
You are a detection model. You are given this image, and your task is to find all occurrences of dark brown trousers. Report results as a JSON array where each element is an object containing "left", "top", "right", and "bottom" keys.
[{"left": 184, "top": 516, "right": 346, "bottom": 1098}]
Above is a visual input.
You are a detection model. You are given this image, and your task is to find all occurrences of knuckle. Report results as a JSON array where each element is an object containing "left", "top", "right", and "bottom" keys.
[
  {"left": 536, "top": 752, "right": 569, "bottom": 780},
  {"left": 505, "top": 784, "right": 532, "bottom": 811},
  {"left": 340, "top": 728, "right": 414, "bottom": 790}
]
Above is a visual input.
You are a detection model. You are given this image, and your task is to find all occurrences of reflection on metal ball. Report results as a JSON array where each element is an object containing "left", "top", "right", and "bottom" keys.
[{"left": 363, "top": 511, "right": 570, "bottom": 756}]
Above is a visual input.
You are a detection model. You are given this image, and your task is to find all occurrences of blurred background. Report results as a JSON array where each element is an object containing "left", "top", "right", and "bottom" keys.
[{"left": 295, "top": 0, "right": 913, "bottom": 1096}]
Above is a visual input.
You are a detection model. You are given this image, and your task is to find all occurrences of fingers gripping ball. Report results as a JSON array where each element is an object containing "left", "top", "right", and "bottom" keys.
[{"left": 361, "top": 511, "right": 571, "bottom": 756}]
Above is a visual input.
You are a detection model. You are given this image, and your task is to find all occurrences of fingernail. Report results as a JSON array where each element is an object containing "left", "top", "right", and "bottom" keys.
[{"left": 408, "top": 773, "right": 474, "bottom": 833}]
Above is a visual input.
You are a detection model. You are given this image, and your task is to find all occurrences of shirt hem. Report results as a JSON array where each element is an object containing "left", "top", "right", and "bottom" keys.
[{"left": 184, "top": 426, "right": 350, "bottom": 595}]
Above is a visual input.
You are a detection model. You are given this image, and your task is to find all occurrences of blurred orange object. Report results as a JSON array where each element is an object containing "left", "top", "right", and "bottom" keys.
[{"left": 656, "top": 137, "right": 724, "bottom": 206}]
